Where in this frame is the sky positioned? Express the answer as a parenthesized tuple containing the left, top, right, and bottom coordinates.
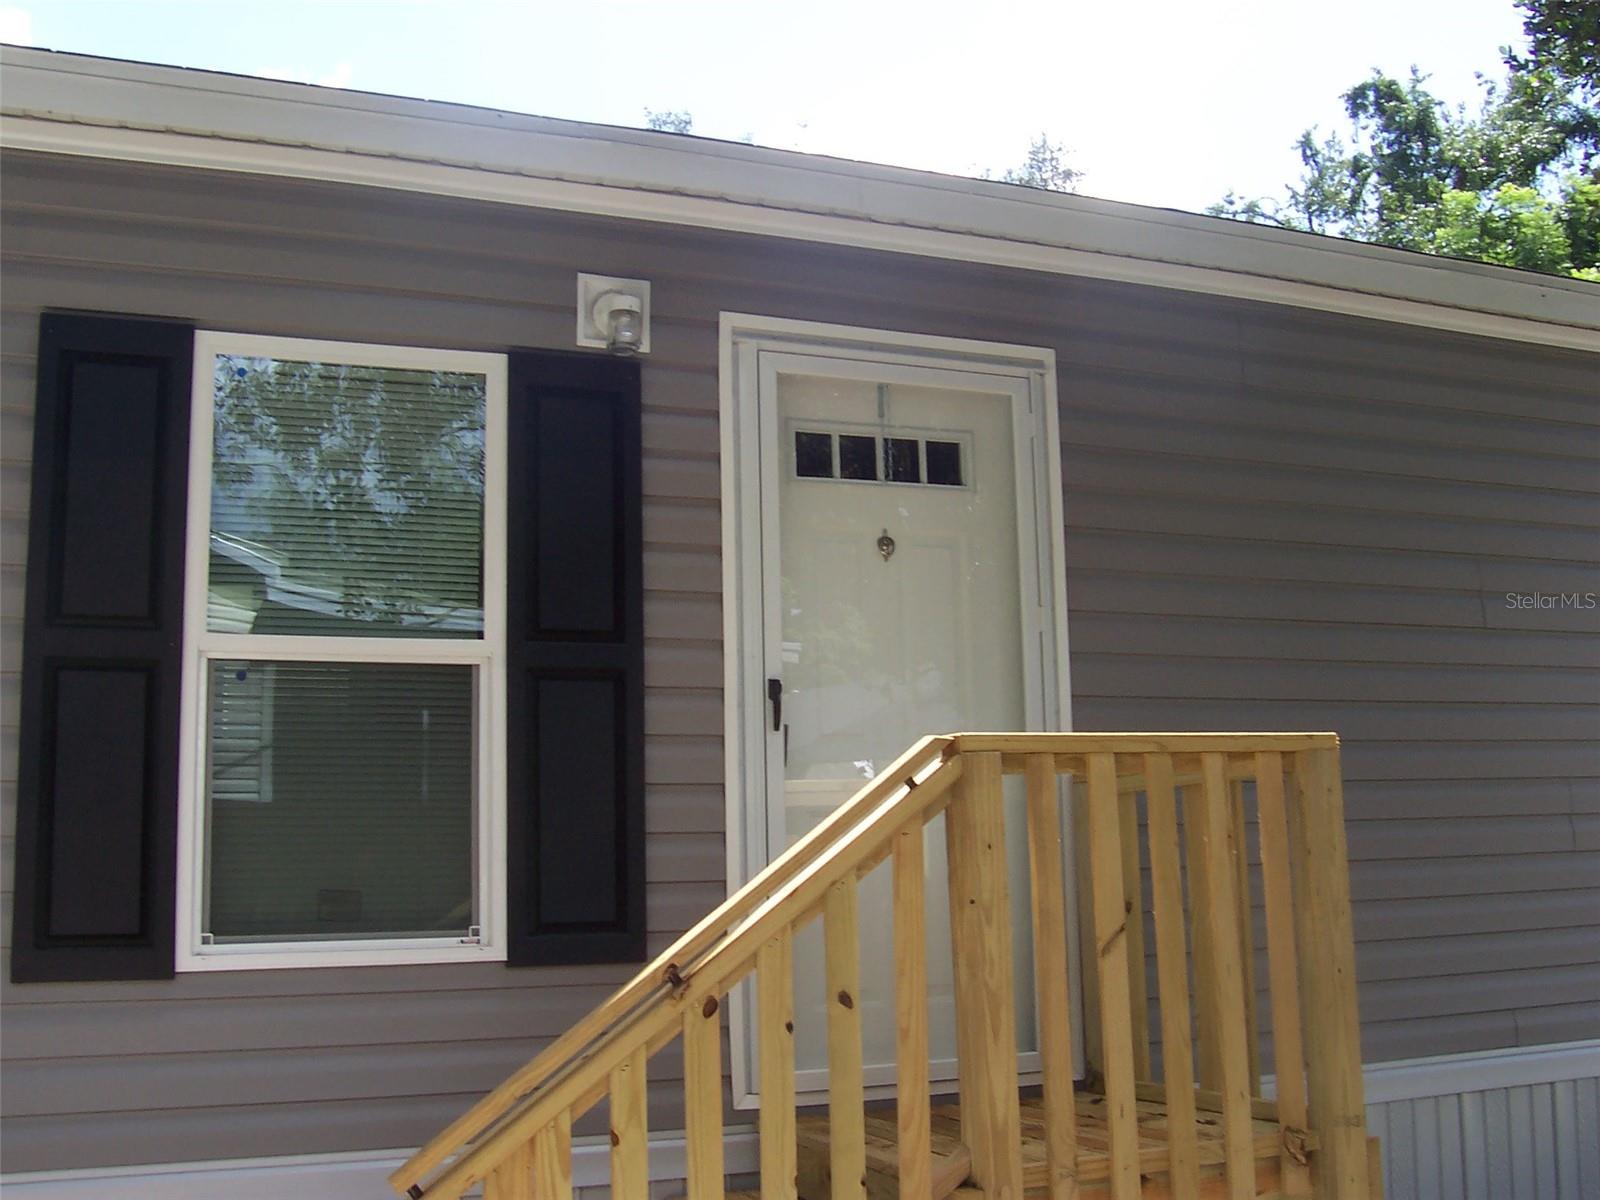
(0, 0, 1531, 216)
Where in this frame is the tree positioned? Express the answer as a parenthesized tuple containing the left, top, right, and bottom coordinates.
(993, 133, 1082, 193)
(644, 109, 693, 134)
(1513, 0, 1600, 94)
(1210, 11, 1600, 281)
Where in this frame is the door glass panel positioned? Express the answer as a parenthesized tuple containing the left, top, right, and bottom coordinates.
(774, 372, 1039, 1088)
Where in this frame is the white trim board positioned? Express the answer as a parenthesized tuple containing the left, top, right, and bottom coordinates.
(2, 48, 1596, 353)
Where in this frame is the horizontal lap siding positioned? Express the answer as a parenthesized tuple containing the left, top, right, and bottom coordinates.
(1, 149, 1596, 1172)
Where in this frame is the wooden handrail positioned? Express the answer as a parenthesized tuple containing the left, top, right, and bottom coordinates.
(390, 734, 953, 1195)
(396, 731, 1366, 1200)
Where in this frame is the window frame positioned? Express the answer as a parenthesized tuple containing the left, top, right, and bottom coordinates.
(175, 331, 509, 971)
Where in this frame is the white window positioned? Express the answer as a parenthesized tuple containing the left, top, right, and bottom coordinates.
(176, 333, 507, 970)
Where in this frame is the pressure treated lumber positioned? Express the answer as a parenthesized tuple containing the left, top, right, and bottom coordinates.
(893, 826, 933, 1200)
(945, 750, 1024, 1197)
(1143, 752, 1200, 1200)
(483, 1143, 532, 1200)
(390, 736, 951, 1194)
(530, 1110, 572, 1199)
(1085, 753, 1140, 1200)
(683, 997, 724, 1200)
(1198, 754, 1256, 1200)
(1291, 747, 1370, 1200)
(826, 877, 867, 1200)
(1117, 789, 1151, 1081)
(1254, 751, 1312, 1199)
(608, 1049, 649, 1200)
(1024, 752, 1080, 1200)
(758, 934, 798, 1200)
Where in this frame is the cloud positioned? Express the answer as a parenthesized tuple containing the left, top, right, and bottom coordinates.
(0, 5, 35, 45)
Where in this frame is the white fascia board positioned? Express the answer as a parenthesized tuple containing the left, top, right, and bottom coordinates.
(3, 46, 1598, 352)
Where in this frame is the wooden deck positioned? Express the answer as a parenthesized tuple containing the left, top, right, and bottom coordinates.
(794, 1092, 1286, 1200)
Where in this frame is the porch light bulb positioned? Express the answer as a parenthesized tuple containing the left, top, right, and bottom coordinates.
(592, 291, 644, 354)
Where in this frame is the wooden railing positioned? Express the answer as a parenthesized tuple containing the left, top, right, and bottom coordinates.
(391, 733, 1370, 1200)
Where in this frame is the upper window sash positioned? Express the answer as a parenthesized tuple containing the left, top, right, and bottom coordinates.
(176, 332, 508, 971)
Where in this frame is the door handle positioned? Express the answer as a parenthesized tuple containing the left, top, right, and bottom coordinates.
(767, 677, 783, 733)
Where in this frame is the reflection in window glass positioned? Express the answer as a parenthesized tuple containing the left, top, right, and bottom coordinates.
(208, 356, 486, 638)
(926, 440, 963, 486)
(839, 434, 877, 480)
(795, 431, 834, 478)
(205, 660, 474, 942)
(884, 437, 921, 483)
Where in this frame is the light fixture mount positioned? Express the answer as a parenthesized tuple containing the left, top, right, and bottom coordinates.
(576, 273, 651, 355)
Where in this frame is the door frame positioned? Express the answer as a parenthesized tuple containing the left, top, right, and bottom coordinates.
(718, 313, 1075, 1109)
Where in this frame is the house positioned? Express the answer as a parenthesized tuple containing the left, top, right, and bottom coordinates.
(1, 45, 1596, 1200)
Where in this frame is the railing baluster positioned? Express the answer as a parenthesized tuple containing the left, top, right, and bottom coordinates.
(1025, 753, 1080, 1199)
(1255, 751, 1313, 1199)
(1117, 786, 1152, 1082)
(609, 1049, 649, 1199)
(892, 826, 932, 1200)
(484, 1143, 533, 1200)
(1230, 778, 1261, 1090)
(1199, 753, 1256, 1200)
(945, 750, 1024, 1197)
(825, 877, 867, 1200)
(531, 1110, 573, 1199)
(1073, 778, 1103, 1085)
(1183, 783, 1222, 1092)
(1291, 747, 1371, 1199)
(1144, 752, 1201, 1200)
(1086, 752, 1141, 1200)
(758, 933, 798, 1200)
(684, 997, 724, 1200)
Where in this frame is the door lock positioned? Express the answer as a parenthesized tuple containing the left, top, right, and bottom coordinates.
(767, 677, 783, 732)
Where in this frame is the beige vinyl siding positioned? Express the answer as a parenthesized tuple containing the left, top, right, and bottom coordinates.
(1, 148, 1595, 1173)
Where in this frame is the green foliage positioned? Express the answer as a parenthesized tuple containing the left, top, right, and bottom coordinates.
(995, 133, 1082, 193)
(1512, 0, 1600, 94)
(1210, 12, 1600, 281)
(644, 109, 693, 134)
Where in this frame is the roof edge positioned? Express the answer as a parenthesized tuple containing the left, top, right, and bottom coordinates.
(2, 46, 1596, 353)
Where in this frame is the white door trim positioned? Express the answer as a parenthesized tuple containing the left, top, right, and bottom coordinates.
(718, 313, 1074, 1109)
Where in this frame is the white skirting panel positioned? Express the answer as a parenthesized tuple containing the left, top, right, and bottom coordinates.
(1364, 1042, 1600, 1200)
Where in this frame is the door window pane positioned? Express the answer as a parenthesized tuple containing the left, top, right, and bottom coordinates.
(838, 434, 877, 480)
(926, 440, 963, 486)
(794, 430, 834, 478)
(204, 660, 474, 942)
(884, 436, 921, 483)
(208, 356, 486, 637)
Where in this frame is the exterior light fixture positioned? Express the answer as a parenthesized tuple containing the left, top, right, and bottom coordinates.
(576, 273, 651, 355)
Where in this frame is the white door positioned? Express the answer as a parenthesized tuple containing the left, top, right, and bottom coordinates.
(752, 349, 1057, 1097)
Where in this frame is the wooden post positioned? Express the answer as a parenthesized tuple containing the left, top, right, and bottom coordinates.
(1291, 747, 1370, 1200)
(609, 1049, 649, 1200)
(1255, 752, 1313, 1199)
(1143, 753, 1200, 1200)
(684, 997, 725, 1200)
(530, 1109, 573, 1199)
(893, 825, 933, 1200)
(1086, 753, 1141, 1200)
(1118, 789, 1151, 1080)
(1072, 777, 1103, 1086)
(826, 877, 867, 1200)
(484, 1143, 534, 1200)
(1025, 753, 1080, 1200)
(1230, 779, 1260, 1091)
(1199, 753, 1257, 1200)
(1184, 786, 1222, 1093)
(945, 750, 1024, 1198)
(758, 933, 798, 1200)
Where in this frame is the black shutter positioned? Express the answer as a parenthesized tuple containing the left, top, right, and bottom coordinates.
(505, 351, 645, 965)
(11, 313, 194, 983)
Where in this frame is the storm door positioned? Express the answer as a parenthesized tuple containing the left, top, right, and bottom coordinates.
(732, 338, 1070, 1103)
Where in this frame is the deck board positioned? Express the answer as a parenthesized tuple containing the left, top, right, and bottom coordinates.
(795, 1092, 1284, 1199)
